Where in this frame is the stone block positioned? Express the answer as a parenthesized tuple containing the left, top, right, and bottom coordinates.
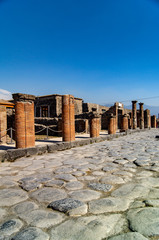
(0, 150, 8, 162)
(47, 144, 59, 153)
(79, 139, 91, 146)
(7, 149, 26, 162)
(25, 147, 38, 157)
(36, 145, 48, 155)
(70, 141, 80, 148)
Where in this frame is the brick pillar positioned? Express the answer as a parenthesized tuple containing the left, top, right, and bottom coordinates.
(108, 114, 116, 134)
(0, 106, 7, 144)
(90, 113, 100, 138)
(62, 95, 75, 142)
(132, 100, 137, 129)
(121, 114, 128, 132)
(139, 102, 144, 129)
(151, 115, 156, 128)
(144, 109, 151, 128)
(13, 93, 35, 149)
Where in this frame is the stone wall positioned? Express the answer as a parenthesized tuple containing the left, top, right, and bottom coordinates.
(83, 103, 109, 114)
(35, 94, 83, 117)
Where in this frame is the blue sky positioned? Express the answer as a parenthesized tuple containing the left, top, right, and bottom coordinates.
(0, 0, 159, 106)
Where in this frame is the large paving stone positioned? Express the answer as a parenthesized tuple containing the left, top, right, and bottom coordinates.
(12, 201, 39, 215)
(54, 174, 77, 182)
(19, 209, 65, 228)
(48, 198, 87, 216)
(88, 183, 113, 192)
(44, 180, 65, 187)
(69, 189, 101, 202)
(0, 189, 28, 207)
(50, 214, 127, 240)
(0, 219, 23, 237)
(139, 177, 159, 187)
(30, 187, 67, 204)
(89, 197, 131, 214)
(144, 199, 159, 207)
(65, 181, 83, 190)
(111, 183, 149, 200)
(127, 208, 159, 237)
(11, 227, 50, 240)
(108, 232, 149, 240)
(0, 208, 7, 221)
(100, 175, 125, 184)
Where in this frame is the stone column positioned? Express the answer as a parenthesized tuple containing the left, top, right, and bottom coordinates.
(144, 109, 151, 128)
(108, 114, 116, 134)
(85, 119, 89, 134)
(0, 105, 7, 144)
(114, 103, 118, 129)
(90, 113, 100, 138)
(13, 93, 35, 149)
(62, 95, 75, 142)
(151, 115, 156, 128)
(132, 101, 137, 129)
(121, 114, 128, 132)
(139, 103, 144, 129)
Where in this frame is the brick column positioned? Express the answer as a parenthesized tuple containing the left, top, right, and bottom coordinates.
(139, 102, 144, 129)
(13, 93, 35, 149)
(121, 114, 128, 132)
(0, 106, 7, 144)
(90, 113, 100, 138)
(108, 114, 116, 134)
(132, 100, 137, 129)
(62, 95, 75, 142)
(151, 115, 156, 128)
(144, 109, 151, 128)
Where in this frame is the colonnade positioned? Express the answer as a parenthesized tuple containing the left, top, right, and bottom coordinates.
(0, 93, 157, 149)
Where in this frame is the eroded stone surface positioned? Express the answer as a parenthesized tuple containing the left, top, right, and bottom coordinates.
(48, 198, 87, 216)
(69, 189, 101, 202)
(127, 208, 159, 237)
(0, 189, 28, 207)
(30, 187, 67, 204)
(19, 209, 65, 228)
(88, 183, 113, 192)
(111, 183, 149, 200)
(12, 227, 50, 240)
(89, 197, 132, 214)
(50, 214, 127, 240)
(12, 201, 39, 215)
(108, 232, 149, 240)
(0, 219, 23, 237)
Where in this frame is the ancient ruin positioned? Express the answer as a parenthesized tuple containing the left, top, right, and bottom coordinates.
(0, 91, 157, 150)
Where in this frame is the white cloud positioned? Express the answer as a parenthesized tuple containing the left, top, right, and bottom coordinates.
(0, 89, 12, 100)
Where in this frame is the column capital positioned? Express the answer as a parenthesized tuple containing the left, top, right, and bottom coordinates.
(139, 102, 144, 106)
(12, 93, 35, 103)
(132, 100, 137, 104)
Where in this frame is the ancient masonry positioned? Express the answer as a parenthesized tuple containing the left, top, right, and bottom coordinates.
(0, 92, 157, 148)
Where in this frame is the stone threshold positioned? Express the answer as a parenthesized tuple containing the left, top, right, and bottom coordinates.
(0, 129, 150, 162)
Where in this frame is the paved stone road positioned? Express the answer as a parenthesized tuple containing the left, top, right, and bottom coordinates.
(0, 129, 159, 240)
